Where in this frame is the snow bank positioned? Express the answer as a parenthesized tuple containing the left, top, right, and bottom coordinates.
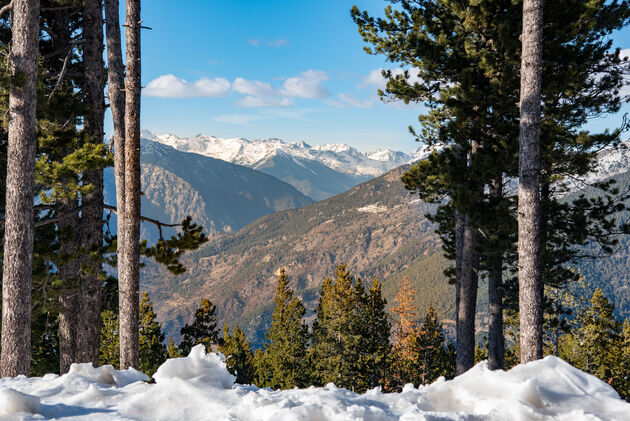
(0, 352, 627, 420)
(153, 344, 235, 388)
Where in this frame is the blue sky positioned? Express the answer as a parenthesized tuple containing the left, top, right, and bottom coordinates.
(116, 0, 630, 153)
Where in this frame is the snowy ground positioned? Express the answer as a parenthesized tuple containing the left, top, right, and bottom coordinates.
(0, 345, 628, 421)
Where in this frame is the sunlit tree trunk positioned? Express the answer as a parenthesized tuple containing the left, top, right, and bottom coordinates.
(1, 0, 40, 377)
(119, 0, 142, 369)
(518, 0, 544, 364)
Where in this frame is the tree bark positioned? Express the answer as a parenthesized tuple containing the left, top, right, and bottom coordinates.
(456, 215, 478, 375)
(518, 0, 544, 364)
(487, 177, 504, 370)
(1, 0, 40, 377)
(119, 0, 141, 370)
(105, 0, 126, 253)
(77, 0, 105, 366)
(58, 199, 80, 374)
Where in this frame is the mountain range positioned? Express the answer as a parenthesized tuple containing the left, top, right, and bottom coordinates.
(141, 130, 427, 200)
(103, 139, 313, 241)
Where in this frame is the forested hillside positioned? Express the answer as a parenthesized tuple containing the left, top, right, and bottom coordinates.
(142, 162, 630, 345)
(141, 165, 451, 344)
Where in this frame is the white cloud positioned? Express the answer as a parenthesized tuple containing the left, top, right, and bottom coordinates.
(232, 78, 277, 97)
(360, 68, 422, 90)
(338, 94, 372, 109)
(281, 70, 330, 99)
(143, 74, 230, 98)
(236, 96, 293, 108)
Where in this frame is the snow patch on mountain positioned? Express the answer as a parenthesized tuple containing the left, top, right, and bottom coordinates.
(142, 130, 428, 178)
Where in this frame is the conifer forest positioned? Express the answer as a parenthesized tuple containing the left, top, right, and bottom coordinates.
(0, 0, 630, 419)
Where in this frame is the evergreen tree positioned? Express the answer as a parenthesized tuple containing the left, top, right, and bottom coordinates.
(560, 289, 624, 394)
(99, 310, 120, 368)
(138, 293, 167, 376)
(179, 298, 220, 355)
(258, 268, 310, 389)
(311, 265, 390, 392)
(357, 278, 390, 390)
(166, 338, 182, 359)
(414, 306, 450, 384)
(219, 323, 255, 385)
(354, 0, 630, 371)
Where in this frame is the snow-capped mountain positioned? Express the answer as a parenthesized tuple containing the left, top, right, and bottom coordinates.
(141, 130, 427, 200)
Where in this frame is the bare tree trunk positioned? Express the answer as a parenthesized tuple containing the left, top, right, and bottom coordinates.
(119, 0, 141, 370)
(455, 142, 480, 376)
(456, 215, 478, 375)
(454, 209, 464, 339)
(487, 177, 504, 370)
(518, 0, 544, 364)
(105, 0, 126, 252)
(58, 199, 80, 374)
(77, 0, 105, 366)
(1, 0, 40, 378)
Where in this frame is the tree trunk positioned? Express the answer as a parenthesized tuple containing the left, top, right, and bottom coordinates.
(455, 140, 480, 375)
(1, 0, 40, 378)
(105, 0, 126, 253)
(105, 0, 125, 259)
(58, 199, 80, 374)
(119, 0, 141, 370)
(487, 177, 504, 371)
(518, 0, 544, 364)
(77, 0, 105, 366)
(456, 215, 478, 375)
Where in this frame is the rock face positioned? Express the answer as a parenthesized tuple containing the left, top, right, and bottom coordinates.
(140, 165, 453, 345)
(103, 139, 314, 241)
(142, 130, 427, 200)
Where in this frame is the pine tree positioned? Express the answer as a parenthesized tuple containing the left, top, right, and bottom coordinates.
(99, 310, 120, 368)
(219, 323, 255, 385)
(179, 298, 220, 355)
(311, 265, 390, 392)
(354, 0, 630, 373)
(415, 306, 450, 384)
(138, 293, 167, 376)
(166, 338, 182, 359)
(258, 268, 310, 389)
(311, 266, 357, 389)
(560, 289, 623, 392)
(357, 278, 390, 390)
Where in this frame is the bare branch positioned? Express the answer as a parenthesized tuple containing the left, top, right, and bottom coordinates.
(103, 204, 181, 240)
(0, 1, 13, 18)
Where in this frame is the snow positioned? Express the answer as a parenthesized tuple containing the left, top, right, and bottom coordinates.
(357, 204, 389, 213)
(141, 130, 420, 177)
(0, 346, 627, 421)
